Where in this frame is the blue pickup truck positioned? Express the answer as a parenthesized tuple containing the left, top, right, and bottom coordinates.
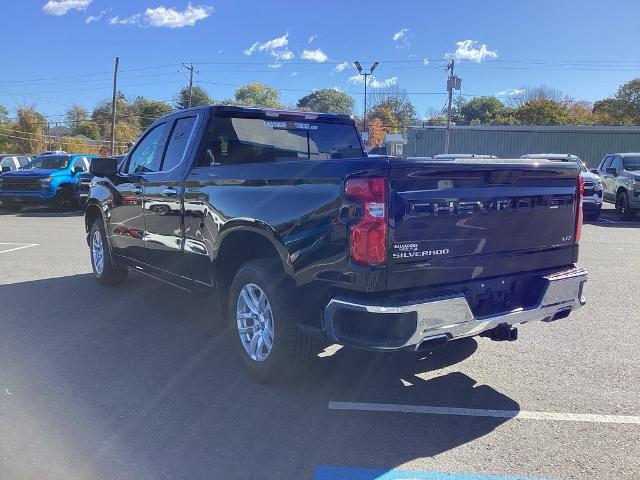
(0, 153, 98, 211)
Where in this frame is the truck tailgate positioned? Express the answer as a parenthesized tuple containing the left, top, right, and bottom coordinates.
(387, 159, 580, 290)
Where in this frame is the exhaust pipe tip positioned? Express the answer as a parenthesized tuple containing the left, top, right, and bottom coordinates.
(415, 334, 449, 352)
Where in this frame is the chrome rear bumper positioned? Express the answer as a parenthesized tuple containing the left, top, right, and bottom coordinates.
(323, 267, 587, 351)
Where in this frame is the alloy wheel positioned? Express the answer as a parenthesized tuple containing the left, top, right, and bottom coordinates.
(92, 230, 104, 275)
(236, 283, 274, 362)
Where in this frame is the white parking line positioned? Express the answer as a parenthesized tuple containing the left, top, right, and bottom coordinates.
(328, 401, 640, 425)
(596, 217, 617, 224)
(0, 243, 39, 254)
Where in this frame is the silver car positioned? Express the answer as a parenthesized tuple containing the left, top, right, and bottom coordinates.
(594, 153, 640, 220)
(521, 154, 603, 221)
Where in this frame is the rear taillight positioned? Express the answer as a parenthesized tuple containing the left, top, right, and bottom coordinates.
(575, 175, 584, 242)
(345, 177, 387, 265)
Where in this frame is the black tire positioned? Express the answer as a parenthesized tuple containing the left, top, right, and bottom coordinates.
(89, 220, 128, 286)
(228, 258, 312, 383)
(53, 186, 74, 212)
(615, 191, 635, 221)
(584, 210, 601, 222)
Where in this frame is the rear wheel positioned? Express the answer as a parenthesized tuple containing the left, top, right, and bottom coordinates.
(228, 258, 312, 382)
(615, 191, 635, 221)
(90, 220, 128, 286)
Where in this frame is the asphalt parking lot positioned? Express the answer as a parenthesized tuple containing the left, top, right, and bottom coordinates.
(1, 205, 639, 480)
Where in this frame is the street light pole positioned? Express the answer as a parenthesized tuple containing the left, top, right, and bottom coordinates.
(354, 61, 379, 141)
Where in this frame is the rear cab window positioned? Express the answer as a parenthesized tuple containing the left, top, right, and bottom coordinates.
(198, 113, 364, 167)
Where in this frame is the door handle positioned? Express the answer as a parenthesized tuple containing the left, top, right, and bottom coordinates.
(162, 187, 179, 197)
(132, 185, 144, 195)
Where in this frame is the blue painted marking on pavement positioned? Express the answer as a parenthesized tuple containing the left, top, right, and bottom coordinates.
(315, 466, 554, 480)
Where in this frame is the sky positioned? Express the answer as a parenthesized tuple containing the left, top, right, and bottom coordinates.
(2, 0, 640, 122)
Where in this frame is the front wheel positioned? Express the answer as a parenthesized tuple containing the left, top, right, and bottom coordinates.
(90, 220, 128, 286)
(53, 187, 74, 212)
(228, 258, 312, 382)
(615, 191, 636, 221)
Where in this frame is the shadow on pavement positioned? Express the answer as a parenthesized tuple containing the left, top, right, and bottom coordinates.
(0, 273, 519, 480)
(0, 206, 83, 217)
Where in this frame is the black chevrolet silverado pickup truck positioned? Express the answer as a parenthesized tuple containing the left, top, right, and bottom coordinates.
(85, 105, 587, 381)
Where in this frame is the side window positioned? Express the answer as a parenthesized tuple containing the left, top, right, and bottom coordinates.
(601, 156, 613, 171)
(611, 156, 622, 171)
(161, 116, 197, 172)
(72, 157, 89, 172)
(126, 122, 168, 174)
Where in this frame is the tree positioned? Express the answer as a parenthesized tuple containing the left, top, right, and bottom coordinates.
(12, 106, 46, 153)
(91, 97, 141, 143)
(367, 118, 386, 147)
(231, 83, 281, 108)
(509, 85, 564, 107)
(457, 96, 506, 124)
(76, 121, 101, 140)
(592, 98, 632, 125)
(562, 99, 594, 125)
(65, 105, 90, 132)
(133, 97, 173, 129)
(615, 78, 640, 122)
(175, 85, 214, 109)
(296, 89, 355, 115)
(369, 95, 417, 133)
(0, 104, 14, 152)
(515, 99, 569, 125)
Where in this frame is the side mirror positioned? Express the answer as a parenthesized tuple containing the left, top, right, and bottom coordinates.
(606, 167, 618, 176)
(72, 166, 84, 174)
(90, 157, 118, 177)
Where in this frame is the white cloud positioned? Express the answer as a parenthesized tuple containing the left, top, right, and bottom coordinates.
(85, 9, 106, 23)
(243, 32, 294, 61)
(446, 40, 497, 63)
(267, 63, 282, 69)
(244, 32, 289, 55)
(335, 61, 350, 72)
(145, 4, 212, 28)
(423, 58, 429, 65)
(308, 34, 317, 44)
(301, 48, 328, 63)
(290, 72, 300, 77)
(392, 28, 409, 42)
(496, 88, 525, 97)
(43, 0, 92, 16)
(273, 49, 294, 61)
(110, 14, 140, 25)
(348, 74, 398, 89)
(110, 4, 213, 28)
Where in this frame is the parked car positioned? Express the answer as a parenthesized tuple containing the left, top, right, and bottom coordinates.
(40, 150, 68, 156)
(85, 105, 587, 382)
(521, 154, 603, 221)
(0, 153, 98, 211)
(593, 153, 640, 220)
(0, 154, 31, 173)
(76, 155, 126, 209)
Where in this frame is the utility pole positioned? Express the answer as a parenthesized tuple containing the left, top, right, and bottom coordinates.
(444, 59, 461, 154)
(182, 63, 199, 108)
(354, 61, 379, 144)
(110, 56, 120, 156)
